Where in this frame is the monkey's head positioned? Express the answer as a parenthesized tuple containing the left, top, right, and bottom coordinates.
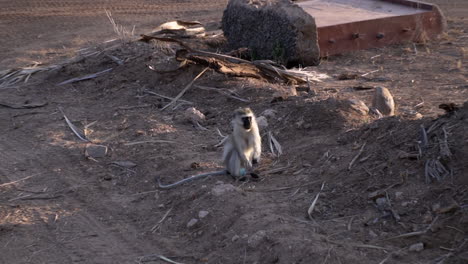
(234, 107, 255, 130)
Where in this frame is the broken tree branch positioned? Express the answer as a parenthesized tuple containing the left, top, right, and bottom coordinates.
(172, 47, 313, 84)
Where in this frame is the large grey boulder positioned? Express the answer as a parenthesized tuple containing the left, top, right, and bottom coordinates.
(222, 0, 320, 66)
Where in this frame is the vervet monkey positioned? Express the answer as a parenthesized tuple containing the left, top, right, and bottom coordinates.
(157, 107, 262, 189)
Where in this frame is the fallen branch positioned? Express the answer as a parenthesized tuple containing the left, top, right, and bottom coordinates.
(161, 67, 209, 110)
(176, 49, 308, 84)
(57, 68, 113, 86)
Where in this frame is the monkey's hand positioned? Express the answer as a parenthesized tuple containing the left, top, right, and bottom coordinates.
(242, 157, 253, 169)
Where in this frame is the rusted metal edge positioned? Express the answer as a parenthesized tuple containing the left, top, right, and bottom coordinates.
(316, 0, 446, 57)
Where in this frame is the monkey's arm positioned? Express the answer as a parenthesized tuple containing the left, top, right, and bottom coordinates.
(156, 170, 226, 189)
(253, 136, 262, 164)
(234, 137, 252, 169)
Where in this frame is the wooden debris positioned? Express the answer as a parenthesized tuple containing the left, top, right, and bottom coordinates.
(175, 49, 312, 84)
(57, 68, 113, 85)
(149, 20, 205, 37)
(0, 62, 52, 88)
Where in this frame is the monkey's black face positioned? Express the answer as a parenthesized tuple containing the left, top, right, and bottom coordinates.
(242, 116, 252, 130)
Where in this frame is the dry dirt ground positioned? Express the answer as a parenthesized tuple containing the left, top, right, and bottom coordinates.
(0, 1, 467, 264)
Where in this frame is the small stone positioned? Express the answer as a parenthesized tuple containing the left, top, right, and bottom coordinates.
(232, 235, 240, 242)
(85, 144, 108, 158)
(432, 203, 441, 212)
(369, 230, 378, 238)
(198, 210, 209, 219)
(368, 190, 385, 200)
(103, 174, 112, 181)
(184, 107, 206, 124)
(247, 230, 267, 249)
(347, 99, 369, 115)
(211, 184, 238, 196)
(372, 86, 395, 116)
(376, 197, 388, 207)
(409, 242, 424, 252)
(187, 218, 199, 229)
(422, 211, 433, 224)
(395, 191, 404, 201)
(256, 116, 268, 130)
(400, 108, 423, 120)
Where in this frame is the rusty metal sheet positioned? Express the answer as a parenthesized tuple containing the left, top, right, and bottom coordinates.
(297, 0, 446, 57)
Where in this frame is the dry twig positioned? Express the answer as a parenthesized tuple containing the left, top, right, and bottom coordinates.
(382, 216, 438, 241)
(151, 207, 173, 233)
(348, 142, 366, 170)
(138, 253, 184, 264)
(161, 67, 209, 110)
(58, 107, 89, 142)
(57, 68, 113, 86)
(0, 174, 37, 188)
(124, 140, 175, 146)
(308, 182, 325, 220)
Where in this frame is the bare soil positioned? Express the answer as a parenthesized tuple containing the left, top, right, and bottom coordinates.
(0, 1, 467, 264)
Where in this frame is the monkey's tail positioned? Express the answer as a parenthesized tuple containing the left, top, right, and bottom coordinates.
(156, 170, 227, 189)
